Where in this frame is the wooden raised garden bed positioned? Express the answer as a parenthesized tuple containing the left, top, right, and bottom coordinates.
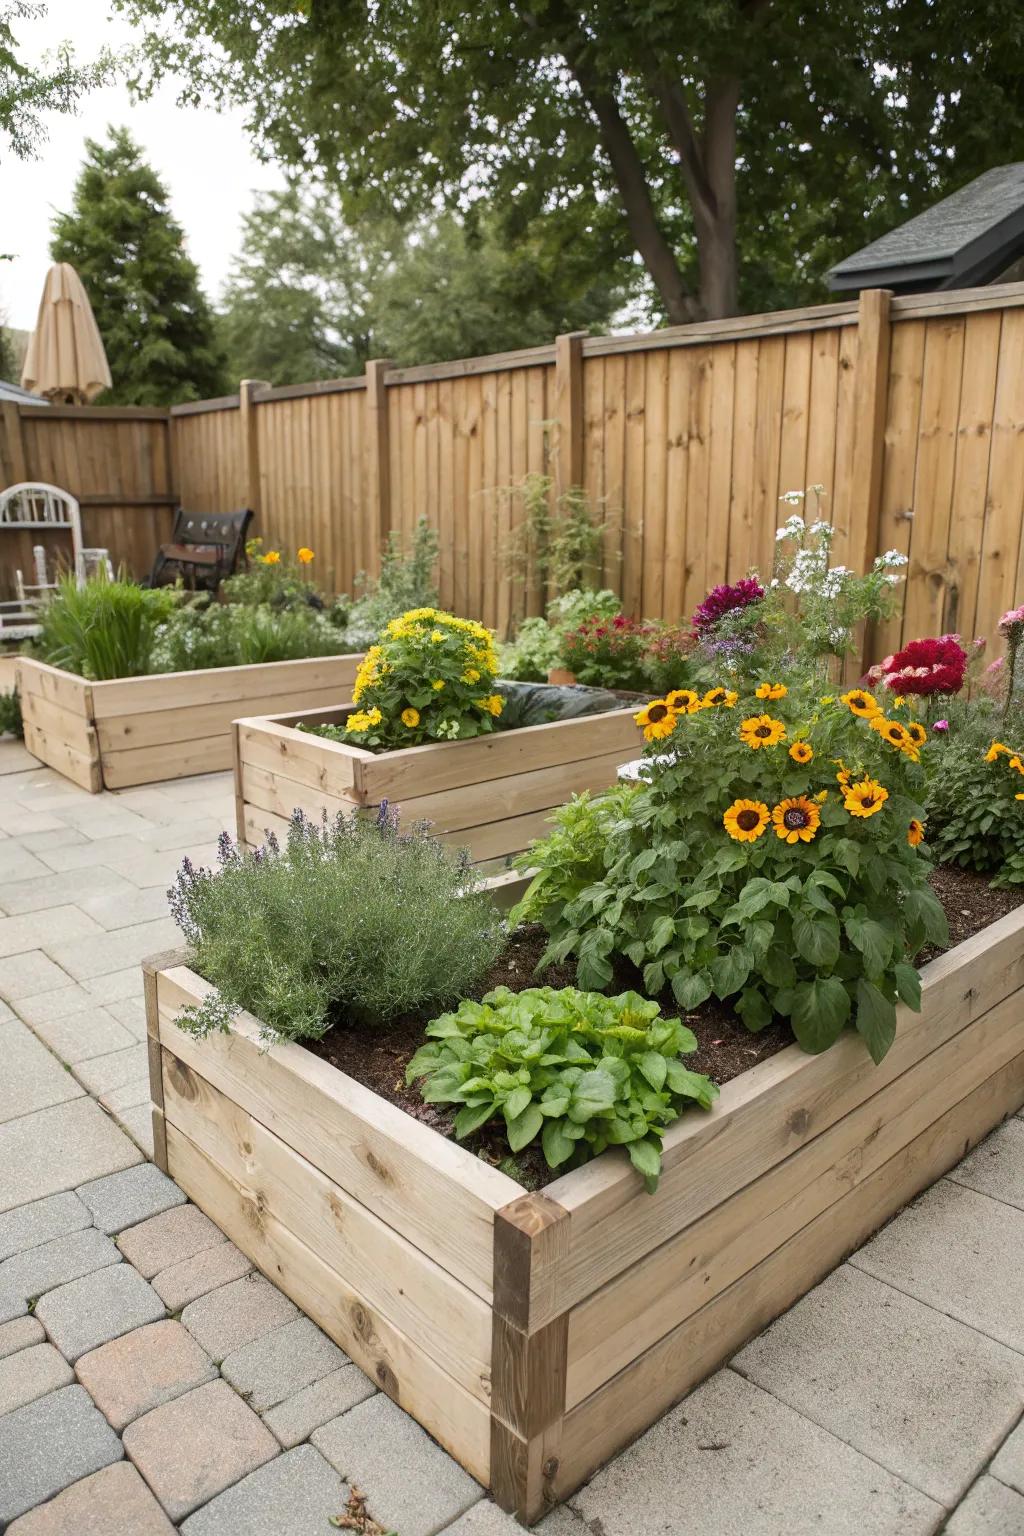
(145, 895, 1024, 1524)
(15, 654, 363, 793)
(233, 700, 640, 862)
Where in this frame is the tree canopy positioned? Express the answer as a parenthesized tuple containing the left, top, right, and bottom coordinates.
(218, 186, 628, 384)
(51, 126, 229, 404)
(1, 1, 112, 160)
(115, 0, 1024, 321)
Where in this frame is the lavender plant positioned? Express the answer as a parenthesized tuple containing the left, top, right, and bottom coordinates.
(168, 807, 504, 1044)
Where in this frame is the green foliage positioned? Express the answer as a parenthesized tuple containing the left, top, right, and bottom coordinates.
(502, 477, 613, 608)
(406, 985, 717, 1190)
(0, 687, 22, 736)
(1, 1, 113, 160)
(32, 570, 179, 680)
(169, 807, 504, 1045)
(499, 589, 620, 683)
(340, 518, 439, 650)
(527, 682, 946, 1063)
(511, 788, 637, 932)
(147, 598, 351, 672)
(926, 697, 1024, 887)
(643, 623, 699, 695)
(50, 126, 228, 404)
(560, 614, 652, 691)
(220, 540, 326, 611)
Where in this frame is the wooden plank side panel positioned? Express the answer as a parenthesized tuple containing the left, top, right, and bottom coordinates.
(156, 967, 522, 1299)
(22, 718, 102, 792)
(166, 1123, 491, 1483)
(95, 685, 356, 753)
(553, 1047, 1024, 1505)
(91, 654, 361, 717)
(565, 981, 1024, 1406)
(15, 658, 93, 717)
(161, 1052, 492, 1403)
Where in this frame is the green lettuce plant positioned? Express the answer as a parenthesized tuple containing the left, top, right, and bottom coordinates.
(406, 985, 717, 1190)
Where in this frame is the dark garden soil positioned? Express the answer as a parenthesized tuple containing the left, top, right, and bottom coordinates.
(305, 863, 1024, 1188)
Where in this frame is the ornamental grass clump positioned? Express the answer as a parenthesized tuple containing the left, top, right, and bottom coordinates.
(168, 806, 504, 1045)
(525, 678, 947, 1064)
(407, 985, 717, 1191)
(340, 607, 503, 748)
(33, 569, 180, 679)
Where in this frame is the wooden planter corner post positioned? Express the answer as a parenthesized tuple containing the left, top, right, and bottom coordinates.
(145, 898, 1024, 1523)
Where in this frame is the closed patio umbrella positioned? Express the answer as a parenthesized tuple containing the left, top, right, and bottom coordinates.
(21, 262, 112, 404)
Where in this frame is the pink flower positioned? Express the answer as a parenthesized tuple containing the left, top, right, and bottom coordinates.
(999, 605, 1024, 635)
(932, 719, 949, 732)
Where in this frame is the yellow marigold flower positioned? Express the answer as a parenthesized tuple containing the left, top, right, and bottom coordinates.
(401, 707, 420, 728)
(739, 714, 786, 750)
(477, 694, 504, 717)
(756, 681, 787, 701)
(985, 741, 1011, 763)
(665, 688, 702, 714)
(431, 679, 445, 691)
(297, 547, 314, 563)
(723, 799, 770, 843)
(702, 686, 738, 708)
(635, 700, 677, 742)
(462, 668, 481, 684)
(841, 688, 881, 719)
(771, 795, 821, 844)
(1010, 755, 1024, 775)
(906, 722, 927, 748)
(907, 818, 925, 847)
(789, 741, 814, 765)
(844, 778, 888, 818)
(431, 630, 445, 643)
(1017, 794, 1024, 802)
(261, 550, 281, 565)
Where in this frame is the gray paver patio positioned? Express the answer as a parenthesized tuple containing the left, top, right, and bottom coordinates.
(1, 744, 1023, 1534)
(0, 1019, 83, 1121)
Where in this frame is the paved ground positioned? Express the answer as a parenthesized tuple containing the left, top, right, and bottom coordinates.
(0, 736, 1023, 1535)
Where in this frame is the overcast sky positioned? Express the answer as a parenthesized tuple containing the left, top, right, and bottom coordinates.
(0, 0, 283, 330)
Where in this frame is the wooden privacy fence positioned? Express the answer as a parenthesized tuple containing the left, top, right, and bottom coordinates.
(3, 280, 1024, 659)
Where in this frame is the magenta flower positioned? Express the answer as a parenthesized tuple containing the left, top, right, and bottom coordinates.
(692, 578, 765, 634)
(932, 719, 949, 732)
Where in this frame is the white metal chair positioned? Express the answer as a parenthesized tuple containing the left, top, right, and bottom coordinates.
(0, 481, 111, 587)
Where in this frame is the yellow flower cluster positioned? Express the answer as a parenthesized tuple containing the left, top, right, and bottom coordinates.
(985, 740, 1024, 800)
(723, 794, 822, 845)
(633, 685, 737, 743)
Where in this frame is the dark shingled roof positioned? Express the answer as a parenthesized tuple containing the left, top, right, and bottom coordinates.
(829, 163, 1024, 293)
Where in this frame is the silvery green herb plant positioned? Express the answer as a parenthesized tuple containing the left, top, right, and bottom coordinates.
(406, 985, 718, 1191)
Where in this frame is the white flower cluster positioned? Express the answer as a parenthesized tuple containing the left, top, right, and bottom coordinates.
(820, 564, 851, 599)
(776, 513, 807, 542)
(779, 490, 806, 506)
(785, 547, 829, 594)
(876, 549, 909, 568)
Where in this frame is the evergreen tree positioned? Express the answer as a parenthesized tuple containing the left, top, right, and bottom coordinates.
(51, 127, 228, 404)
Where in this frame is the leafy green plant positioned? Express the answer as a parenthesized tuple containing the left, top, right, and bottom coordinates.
(168, 807, 503, 1045)
(511, 787, 638, 930)
(499, 589, 621, 682)
(0, 688, 23, 737)
(32, 570, 180, 680)
(642, 622, 698, 695)
(502, 474, 615, 607)
(559, 613, 652, 690)
(340, 517, 440, 647)
(926, 695, 1024, 887)
(148, 598, 352, 672)
(527, 679, 946, 1063)
(406, 985, 717, 1190)
(221, 539, 326, 610)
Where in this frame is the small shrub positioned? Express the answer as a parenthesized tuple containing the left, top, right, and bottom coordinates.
(33, 570, 180, 679)
(221, 539, 326, 611)
(499, 589, 621, 682)
(642, 622, 698, 694)
(501, 475, 613, 600)
(525, 679, 946, 1063)
(0, 688, 23, 737)
(340, 607, 503, 748)
(511, 788, 638, 931)
(168, 806, 504, 1044)
(406, 985, 717, 1190)
(148, 599, 351, 672)
(926, 695, 1024, 886)
(559, 614, 653, 690)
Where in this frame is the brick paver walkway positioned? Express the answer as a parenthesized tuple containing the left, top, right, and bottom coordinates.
(0, 737, 1022, 1534)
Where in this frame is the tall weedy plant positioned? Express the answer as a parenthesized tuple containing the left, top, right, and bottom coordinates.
(33, 570, 179, 680)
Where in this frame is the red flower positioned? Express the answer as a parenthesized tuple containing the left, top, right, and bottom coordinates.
(881, 634, 967, 696)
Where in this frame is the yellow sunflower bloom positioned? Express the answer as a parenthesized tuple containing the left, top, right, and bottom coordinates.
(984, 741, 1010, 763)
(635, 699, 678, 742)
(870, 716, 912, 750)
(844, 778, 889, 818)
(789, 741, 814, 765)
(906, 722, 927, 748)
(834, 759, 851, 790)
(771, 795, 821, 844)
(297, 547, 314, 563)
(815, 789, 829, 803)
(755, 681, 787, 701)
(723, 799, 770, 843)
(702, 686, 738, 708)
(907, 818, 925, 847)
(401, 707, 420, 728)
(1009, 756, 1024, 776)
(841, 688, 881, 719)
(739, 714, 787, 750)
(665, 688, 702, 714)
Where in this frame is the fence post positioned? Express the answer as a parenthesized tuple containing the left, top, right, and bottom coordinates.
(239, 379, 269, 521)
(554, 332, 586, 493)
(365, 358, 393, 568)
(850, 289, 893, 579)
(1, 402, 28, 484)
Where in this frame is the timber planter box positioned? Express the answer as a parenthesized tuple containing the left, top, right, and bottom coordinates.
(233, 699, 640, 862)
(145, 898, 1024, 1524)
(15, 654, 363, 792)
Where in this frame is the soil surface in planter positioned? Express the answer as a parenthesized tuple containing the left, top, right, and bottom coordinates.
(304, 863, 1024, 1188)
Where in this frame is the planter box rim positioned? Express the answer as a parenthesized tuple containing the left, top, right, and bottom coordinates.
(16, 652, 362, 691)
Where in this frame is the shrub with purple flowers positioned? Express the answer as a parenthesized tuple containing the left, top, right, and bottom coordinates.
(167, 805, 503, 1044)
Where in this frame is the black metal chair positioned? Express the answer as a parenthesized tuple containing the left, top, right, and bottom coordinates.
(148, 508, 254, 591)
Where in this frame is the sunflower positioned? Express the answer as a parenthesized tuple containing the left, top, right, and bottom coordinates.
(665, 688, 702, 714)
(635, 700, 678, 742)
(771, 795, 821, 844)
(702, 686, 738, 708)
(789, 741, 814, 765)
(755, 681, 788, 701)
(844, 778, 889, 818)
(1010, 756, 1024, 776)
(907, 818, 925, 846)
(906, 721, 927, 748)
(985, 741, 1010, 763)
(723, 799, 770, 843)
(739, 714, 786, 749)
(401, 707, 420, 728)
(870, 716, 912, 750)
(841, 688, 881, 719)
(834, 759, 852, 790)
